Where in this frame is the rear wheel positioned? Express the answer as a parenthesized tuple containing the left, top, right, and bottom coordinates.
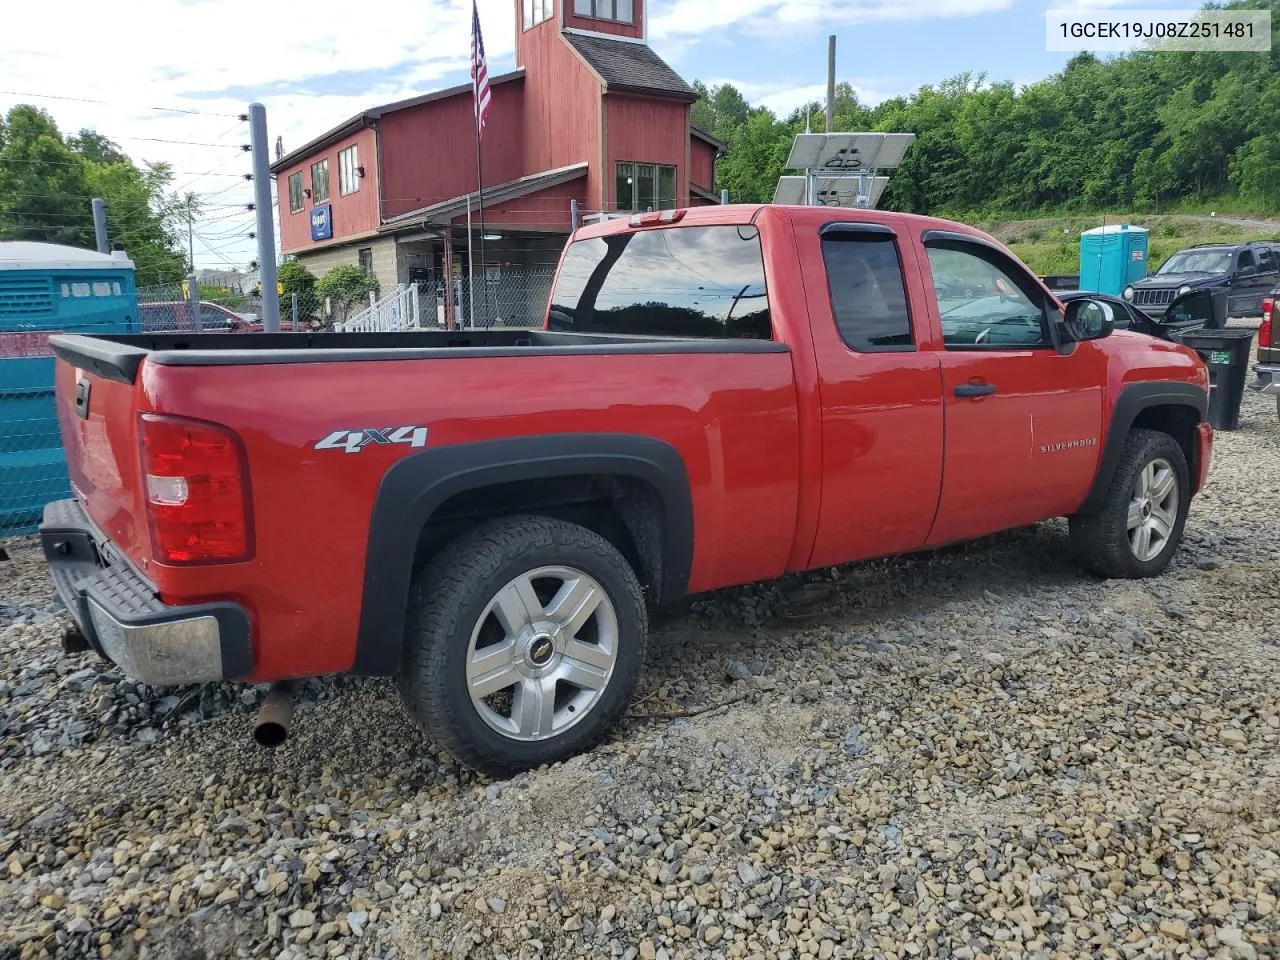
(397, 515, 647, 777)
(1069, 428, 1190, 579)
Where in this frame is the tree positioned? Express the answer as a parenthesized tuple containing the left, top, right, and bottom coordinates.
(316, 264, 378, 328)
(0, 105, 189, 279)
(683, 0, 1280, 217)
(278, 260, 317, 299)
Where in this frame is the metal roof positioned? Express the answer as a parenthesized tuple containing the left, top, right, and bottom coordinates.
(564, 33, 697, 100)
(0, 242, 134, 272)
(380, 162, 589, 230)
(269, 70, 526, 174)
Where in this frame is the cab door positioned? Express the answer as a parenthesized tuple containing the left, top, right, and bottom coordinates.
(795, 217, 946, 569)
(918, 233, 1107, 547)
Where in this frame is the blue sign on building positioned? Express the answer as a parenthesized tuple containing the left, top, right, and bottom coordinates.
(310, 203, 333, 241)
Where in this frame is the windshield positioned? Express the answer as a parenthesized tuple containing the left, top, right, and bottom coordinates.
(1157, 250, 1232, 276)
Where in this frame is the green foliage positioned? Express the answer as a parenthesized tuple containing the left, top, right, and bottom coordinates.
(992, 213, 1280, 274)
(316, 264, 379, 326)
(692, 0, 1280, 214)
(0, 105, 188, 281)
(278, 260, 317, 299)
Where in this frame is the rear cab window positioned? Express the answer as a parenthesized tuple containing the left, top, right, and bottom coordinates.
(548, 225, 772, 339)
(819, 224, 915, 352)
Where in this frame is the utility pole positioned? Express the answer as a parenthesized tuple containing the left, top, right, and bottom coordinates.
(249, 102, 281, 333)
(826, 35, 836, 133)
(91, 198, 108, 253)
(187, 205, 195, 273)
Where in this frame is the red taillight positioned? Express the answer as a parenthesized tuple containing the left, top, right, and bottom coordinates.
(139, 413, 253, 564)
(1261, 297, 1273, 347)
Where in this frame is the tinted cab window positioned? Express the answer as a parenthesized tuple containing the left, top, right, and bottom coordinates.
(821, 231, 914, 351)
(549, 225, 771, 339)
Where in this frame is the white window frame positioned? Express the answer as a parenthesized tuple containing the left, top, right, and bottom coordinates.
(311, 159, 330, 204)
(339, 145, 359, 196)
(616, 161, 677, 212)
(523, 0, 553, 28)
(575, 0, 632, 23)
(288, 172, 304, 213)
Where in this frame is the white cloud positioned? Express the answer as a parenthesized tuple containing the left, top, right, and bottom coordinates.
(0, 0, 517, 270)
(651, 0, 1019, 39)
(1, 0, 1034, 270)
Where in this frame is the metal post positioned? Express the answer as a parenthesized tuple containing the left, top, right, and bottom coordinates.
(467, 194, 476, 329)
(291, 293, 299, 332)
(721, 189, 729, 205)
(91, 199, 108, 253)
(858, 171, 869, 209)
(570, 199, 580, 232)
(186, 273, 202, 333)
(249, 103, 281, 333)
(826, 35, 836, 133)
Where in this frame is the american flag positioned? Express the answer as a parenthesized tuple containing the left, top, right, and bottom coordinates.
(470, 0, 492, 140)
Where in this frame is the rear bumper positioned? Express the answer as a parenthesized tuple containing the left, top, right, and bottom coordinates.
(39, 499, 252, 686)
(1251, 364, 1280, 395)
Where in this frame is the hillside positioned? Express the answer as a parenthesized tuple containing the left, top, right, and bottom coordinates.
(980, 214, 1280, 275)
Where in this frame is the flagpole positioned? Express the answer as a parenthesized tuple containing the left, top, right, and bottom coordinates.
(475, 116, 489, 327)
(466, 193, 475, 329)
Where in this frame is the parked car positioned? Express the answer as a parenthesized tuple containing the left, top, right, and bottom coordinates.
(1252, 283, 1279, 419)
(39, 205, 1213, 776)
(1124, 241, 1279, 321)
(137, 300, 257, 332)
(1057, 290, 1209, 341)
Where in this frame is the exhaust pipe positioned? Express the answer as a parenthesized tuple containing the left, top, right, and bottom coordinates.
(253, 682, 295, 748)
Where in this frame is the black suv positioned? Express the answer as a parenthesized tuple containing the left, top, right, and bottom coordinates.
(1124, 241, 1279, 322)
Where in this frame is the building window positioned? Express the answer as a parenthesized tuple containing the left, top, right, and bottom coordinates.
(358, 247, 373, 276)
(616, 162, 676, 212)
(288, 172, 304, 213)
(574, 0, 632, 23)
(523, 0, 553, 27)
(339, 145, 359, 196)
(311, 159, 330, 204)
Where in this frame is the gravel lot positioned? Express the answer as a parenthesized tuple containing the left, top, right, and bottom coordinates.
(2, 387, 1279, 960)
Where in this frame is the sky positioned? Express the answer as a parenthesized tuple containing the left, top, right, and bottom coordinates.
(0, 0, 1176, 273)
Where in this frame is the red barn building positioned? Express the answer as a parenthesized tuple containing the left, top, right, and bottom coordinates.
(269, 0, 726, 324)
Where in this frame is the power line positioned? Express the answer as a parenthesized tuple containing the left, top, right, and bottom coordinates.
(0, 90, 245, 119)
(113, 136, 246, 148)
(0, 157, 246, 177)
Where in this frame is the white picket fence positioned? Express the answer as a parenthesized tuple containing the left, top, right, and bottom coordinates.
(336, 283, 421, 333)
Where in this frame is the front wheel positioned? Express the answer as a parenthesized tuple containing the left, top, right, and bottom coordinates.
(1069, 428, 1191, 579)
(397, 515, 647, 777)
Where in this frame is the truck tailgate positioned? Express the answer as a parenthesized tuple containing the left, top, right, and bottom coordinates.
(53, 358, 150, 567)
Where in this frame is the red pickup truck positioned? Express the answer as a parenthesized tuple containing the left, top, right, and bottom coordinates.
(40, 205, 1212, 775)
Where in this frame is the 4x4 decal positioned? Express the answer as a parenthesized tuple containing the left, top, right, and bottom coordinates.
(315, 426, 428, 455)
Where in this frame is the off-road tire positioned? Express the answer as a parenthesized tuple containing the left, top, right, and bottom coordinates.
(397, 515, 647, 777)
(1069, 428, 1191, 579)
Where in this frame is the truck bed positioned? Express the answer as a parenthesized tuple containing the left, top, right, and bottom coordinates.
(49, 329, 786, 384)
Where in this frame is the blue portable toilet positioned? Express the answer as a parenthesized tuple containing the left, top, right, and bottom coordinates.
(0, 242, 139, 534)
(1079, 224, 1150, 296)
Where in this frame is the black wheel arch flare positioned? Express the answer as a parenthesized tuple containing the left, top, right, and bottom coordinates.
(1077, 381, 1209, 516)
(351, 433, 694, 676)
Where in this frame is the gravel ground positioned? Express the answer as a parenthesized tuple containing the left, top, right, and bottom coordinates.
(2, 387, 1279, 960)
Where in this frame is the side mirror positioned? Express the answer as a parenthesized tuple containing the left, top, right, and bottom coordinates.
(547, 308, 573, 331)
(1063, 298, 1116, 342)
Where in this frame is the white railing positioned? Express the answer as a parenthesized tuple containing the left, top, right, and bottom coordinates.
(337, 283, 421, 332)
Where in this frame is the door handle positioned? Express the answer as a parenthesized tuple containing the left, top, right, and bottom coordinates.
(954, 383, 997, 398)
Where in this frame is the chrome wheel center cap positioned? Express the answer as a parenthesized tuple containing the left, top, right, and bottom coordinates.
(528, 633, 556, 667)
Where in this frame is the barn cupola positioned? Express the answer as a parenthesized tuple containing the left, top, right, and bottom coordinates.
(564, 0, 645, 41)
